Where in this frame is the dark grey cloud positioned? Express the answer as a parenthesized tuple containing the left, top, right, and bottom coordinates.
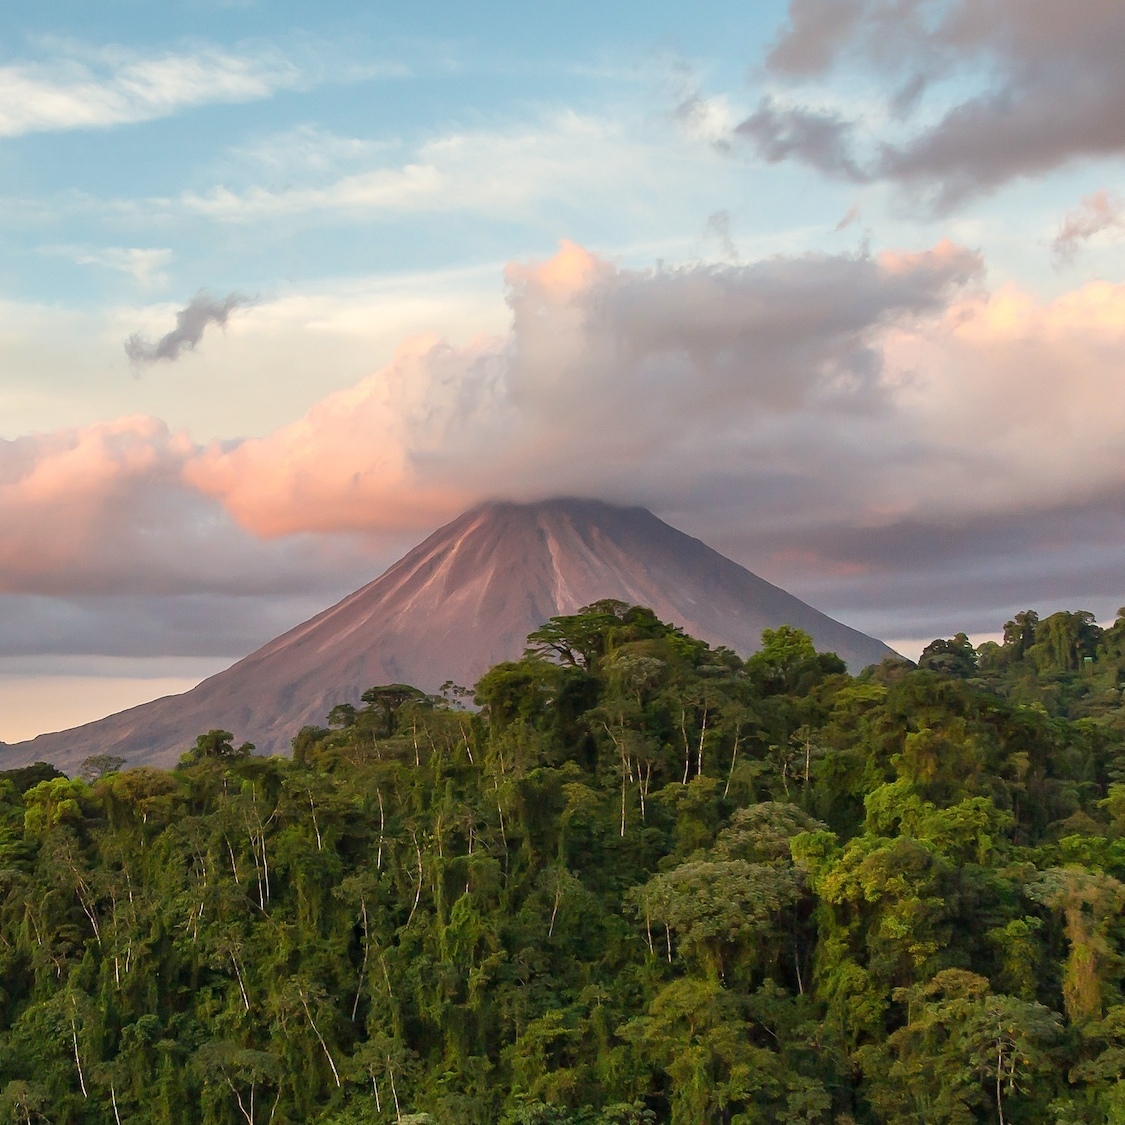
(691, 493, 1125, 643)
(0, 592, 337, 659)
(739, 0, 1125, 210)
(125, 291, 252, 365)
(735, 97, 865, 180)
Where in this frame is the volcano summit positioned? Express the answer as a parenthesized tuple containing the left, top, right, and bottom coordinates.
(3, 499, 895, 772)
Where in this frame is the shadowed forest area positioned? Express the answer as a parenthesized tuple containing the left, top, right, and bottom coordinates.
(3, 601, 1125, 1123)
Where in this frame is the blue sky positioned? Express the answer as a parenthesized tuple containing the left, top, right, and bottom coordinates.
(1, 2, 778, 304)
(3, 0, 1125, 741)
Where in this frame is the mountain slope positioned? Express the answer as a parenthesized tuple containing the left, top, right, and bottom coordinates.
(3, 499, 895, 772)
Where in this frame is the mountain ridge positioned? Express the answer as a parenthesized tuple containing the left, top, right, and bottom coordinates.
(2, 498, 896, 773)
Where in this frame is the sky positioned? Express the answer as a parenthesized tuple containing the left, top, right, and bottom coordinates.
(2, 0, 1125, 742)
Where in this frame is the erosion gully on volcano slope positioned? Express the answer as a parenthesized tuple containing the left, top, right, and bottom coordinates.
(1, 498, 895, 773)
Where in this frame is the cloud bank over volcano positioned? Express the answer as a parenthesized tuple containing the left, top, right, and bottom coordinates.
(4, 238, 1125, 665)
(185, 240, 983, 535)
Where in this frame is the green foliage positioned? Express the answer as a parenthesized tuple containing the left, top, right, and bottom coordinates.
(919, 633, 978, 678)
(1, 603, 1125, 1121)
(861, 969, 1061, 1123)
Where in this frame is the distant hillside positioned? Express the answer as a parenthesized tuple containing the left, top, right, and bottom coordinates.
(2, 498, 895, 772)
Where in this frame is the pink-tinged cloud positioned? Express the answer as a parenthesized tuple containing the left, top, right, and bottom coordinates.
(1053, 191, 1125, 265)
(184, 331, 507, 536)
(876, 277, 1125, 518)
(0, 416, 371, 600)
(0, 417, 195, 593)
(186, 239, 982, 537)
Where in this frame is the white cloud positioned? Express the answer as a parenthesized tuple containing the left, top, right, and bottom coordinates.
(74, 247, 174, 287)
(0, 44, 302, 136)
(225, 124, 395, 177)
(181, 111, 670, 222)
(0, 265, 509, 443)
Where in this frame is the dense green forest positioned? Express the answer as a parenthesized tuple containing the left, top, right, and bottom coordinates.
(3, 601, 1125, 1123)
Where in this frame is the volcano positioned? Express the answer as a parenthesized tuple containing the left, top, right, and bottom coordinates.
(3, 499, 895, 773)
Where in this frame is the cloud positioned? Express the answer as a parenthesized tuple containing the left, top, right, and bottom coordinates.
(179, 112, 665, 223)
(704, 211, 738, 261)
(185, 239, 983, 536)
(0, 595, 320, 660)
(1053, 190, 1125, 265)
(735, 97, 865, 180)
(182, 241, 1125, 643)
(730, 492, 1125, 643)
(8, 241, 1125, 662)
(0, 413, 386, 620)
(673, 91, 739, 150)
(225, 124, 394, 178)
(0, 44, 302, 136)
(740, 0, 1125, 209)
(75, 247, 174, 287)
(0, 416, 205, 594)
(0, 413, 404, 665)
(125, 292, 253, 364)
(0, 270, 511, 446)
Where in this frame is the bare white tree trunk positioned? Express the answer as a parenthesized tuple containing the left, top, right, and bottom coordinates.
(71, 1016, 88, 1098)
(300, 991, 341, 1088)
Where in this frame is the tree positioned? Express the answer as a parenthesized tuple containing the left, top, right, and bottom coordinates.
(747, 627, 842, 694)
(1028, 867, 1125, 1023)
(78, 754, 126, 784)
(864, 970, 1060, 1125)
(1, 603, 1124, 1121)
(194, 1041, 282, 1124)
(1026, 611, 1101, 674)
(620, 978, 781, 1124)
(525, 602, 633, 670)
(360, 684, 433, 738)
(0, 1080, 52, 1124)
(1002, 611, 1039, 661)
(918, 634, 977, 678)
(184, 729, 253, 764)
(0, 762, 64, 795)
(631, 859, 800, 981)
